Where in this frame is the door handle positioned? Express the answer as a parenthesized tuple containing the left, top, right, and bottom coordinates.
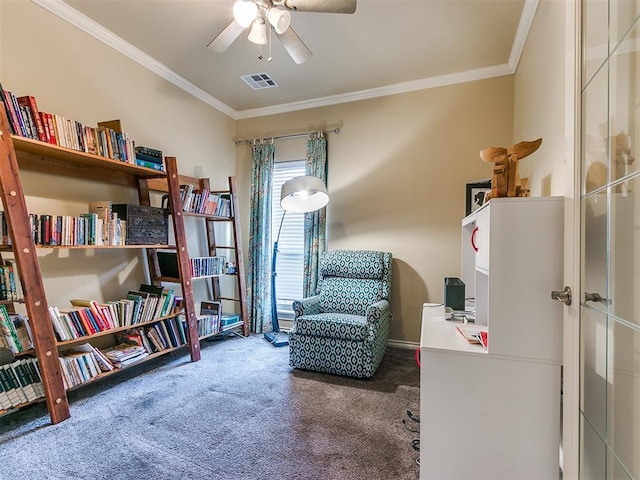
(584, 292, 612, 305)
(551, 286, 572, 306)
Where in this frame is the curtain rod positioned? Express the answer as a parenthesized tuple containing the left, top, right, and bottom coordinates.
(234, 127, 340, 145)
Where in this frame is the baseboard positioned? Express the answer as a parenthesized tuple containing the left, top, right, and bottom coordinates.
(387, 339, 419, 350)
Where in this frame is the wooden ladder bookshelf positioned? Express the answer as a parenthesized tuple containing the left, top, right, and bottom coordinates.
(147, 175, 249, 338)
(206, 177, 248, 337)
(0, 109, 199, 424)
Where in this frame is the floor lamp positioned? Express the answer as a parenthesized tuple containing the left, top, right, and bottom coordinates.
(264, 175, 329, 347)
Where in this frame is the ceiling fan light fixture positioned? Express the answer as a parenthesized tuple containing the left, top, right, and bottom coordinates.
(267, 6, 291, 34)
(233, 0, 258, 28)
(248, 18, 268, 45)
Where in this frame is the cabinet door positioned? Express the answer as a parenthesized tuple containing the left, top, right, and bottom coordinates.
(475, 205, 490, 272)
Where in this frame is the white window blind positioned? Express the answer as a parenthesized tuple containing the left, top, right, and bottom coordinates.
(272, 160, 305, 317)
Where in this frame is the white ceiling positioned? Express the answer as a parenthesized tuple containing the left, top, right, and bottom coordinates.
(36, 0, 535, 119)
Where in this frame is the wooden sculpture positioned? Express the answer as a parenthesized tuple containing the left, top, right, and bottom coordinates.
(480, 138, 542, 199)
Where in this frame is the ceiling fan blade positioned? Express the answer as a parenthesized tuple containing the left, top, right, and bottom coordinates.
(277, 27, 313, 64)
(207, 21, 246, 52)
(282, 0, 356, 14)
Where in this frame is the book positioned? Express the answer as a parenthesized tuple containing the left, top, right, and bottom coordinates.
(0, 83, 17, 135)
(88, 201, 112, 245)
(455, 323, 487, 345)
(135, 158, 165, 171)
(134, 151, 164, 164)
(135, 145, 163, 158)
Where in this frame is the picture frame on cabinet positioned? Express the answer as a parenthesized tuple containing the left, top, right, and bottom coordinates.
(465, 179, 491, 216)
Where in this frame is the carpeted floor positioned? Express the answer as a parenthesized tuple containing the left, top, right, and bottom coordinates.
(0, 334, 420, 480)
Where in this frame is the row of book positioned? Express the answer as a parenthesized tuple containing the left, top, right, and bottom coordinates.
(0, 210, 126, 247)
(48, 286, 177, 342)
(190, 256, 226, 277)
(0, 306, 32, 354)
(120, 316, 188, 355)
(57, 314, 189, 390)
(180, 185, 232, 217)
(0, 84, 165, 171)
(0, 357, 45, 410)
(2, 316, 193, 403)
(25, 212, 126, 247)
(58, 343, 112, 389)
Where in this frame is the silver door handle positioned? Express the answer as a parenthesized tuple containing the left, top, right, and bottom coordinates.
(585, 292, 612, 305)
(551, 286, 572, 306)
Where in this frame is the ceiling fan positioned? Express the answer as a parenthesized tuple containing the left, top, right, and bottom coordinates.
(207, 0, 357, 64)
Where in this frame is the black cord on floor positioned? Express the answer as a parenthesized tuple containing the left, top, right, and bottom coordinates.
(406, 409, 420, 423)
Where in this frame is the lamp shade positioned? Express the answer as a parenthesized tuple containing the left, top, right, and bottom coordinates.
(248, 18, 268, 45)
(233, 0, 258, 28)
(280, 175, 329, 213)
(267, 6, 291, 34)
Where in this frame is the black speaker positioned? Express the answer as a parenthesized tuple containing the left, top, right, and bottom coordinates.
(444, 277, 465, 311)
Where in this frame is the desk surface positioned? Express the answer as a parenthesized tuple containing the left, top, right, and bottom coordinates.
(420, 304, 487, 355)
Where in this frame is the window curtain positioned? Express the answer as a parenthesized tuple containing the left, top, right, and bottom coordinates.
(247, 141, 274, 333)
(303, 134, 328, 297)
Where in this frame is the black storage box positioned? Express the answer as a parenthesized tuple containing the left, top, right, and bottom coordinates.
(444, 277, 465, 311)
(111, 204, 169, 245)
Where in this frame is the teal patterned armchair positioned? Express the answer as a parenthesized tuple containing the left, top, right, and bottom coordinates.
(289, 250, 392, 378)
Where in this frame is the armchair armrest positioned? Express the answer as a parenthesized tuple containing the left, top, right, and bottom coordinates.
(293, 295, 321, 318)
(366, 300, 391, 323)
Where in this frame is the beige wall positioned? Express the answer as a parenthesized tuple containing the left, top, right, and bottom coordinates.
(0, 1, 566, 345)
(0, 1, 236, 308)
(237, 77, 514, 344)
(514, 0, 567, 196)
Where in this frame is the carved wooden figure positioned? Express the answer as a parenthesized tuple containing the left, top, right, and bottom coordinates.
(480, 138, 542, 199)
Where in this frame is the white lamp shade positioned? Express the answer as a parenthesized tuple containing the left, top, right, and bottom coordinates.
(233, 0, 258, 28)
(248, 19, 268, 45)
(267, 6, 291, 34)
(280, 175, 329, 213)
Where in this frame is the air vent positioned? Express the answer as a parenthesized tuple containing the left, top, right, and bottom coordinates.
(241, 72, 279, 90)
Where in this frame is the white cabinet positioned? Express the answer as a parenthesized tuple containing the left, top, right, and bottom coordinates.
(420, 196, 564, 479)
(463, 196, 564, 363)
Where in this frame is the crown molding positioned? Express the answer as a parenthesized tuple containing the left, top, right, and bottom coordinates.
(32, 0, 537, 121)
(509, 0, 540, 71)
(234, 63, 515, 119)
(31, 0, 236, 118)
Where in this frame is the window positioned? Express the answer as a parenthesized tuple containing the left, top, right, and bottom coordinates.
(272, 160, 305, 320)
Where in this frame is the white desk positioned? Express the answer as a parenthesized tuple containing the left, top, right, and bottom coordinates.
(419, 306, 561, 479)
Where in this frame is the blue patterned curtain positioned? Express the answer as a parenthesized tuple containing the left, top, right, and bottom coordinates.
(303, 134, 328, 297)
(247, 141, 274, 333)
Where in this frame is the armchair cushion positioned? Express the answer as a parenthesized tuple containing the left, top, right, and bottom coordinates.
(320, 278, 383, 315)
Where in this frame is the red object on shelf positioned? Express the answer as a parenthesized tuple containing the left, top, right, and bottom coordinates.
(471, 226, 479, 252)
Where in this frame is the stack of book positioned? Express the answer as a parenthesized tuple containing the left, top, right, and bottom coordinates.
(134, 146, 164, 171)
(102, 343, 148, 368)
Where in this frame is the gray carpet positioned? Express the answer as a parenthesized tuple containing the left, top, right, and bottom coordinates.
(0, 334, 420, 480)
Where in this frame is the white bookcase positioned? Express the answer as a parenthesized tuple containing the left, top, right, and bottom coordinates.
(420, 196, 564, 479)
